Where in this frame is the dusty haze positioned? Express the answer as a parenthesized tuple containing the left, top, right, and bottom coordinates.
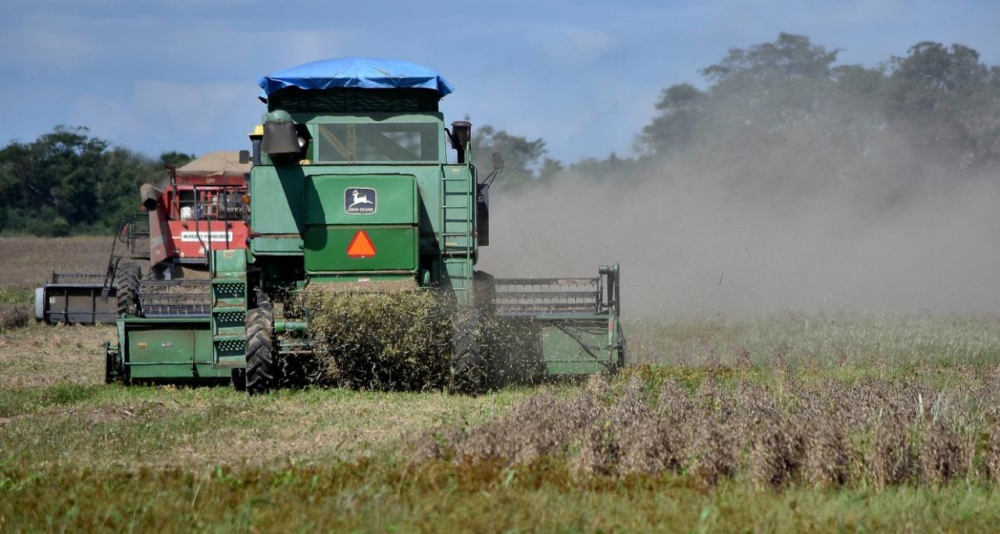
(479, 138, 1000, 318)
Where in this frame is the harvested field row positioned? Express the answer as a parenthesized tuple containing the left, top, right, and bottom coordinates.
(0, 236, 118, 289)
(415, 367, 1000, 489)
(0, 323, 111, 388)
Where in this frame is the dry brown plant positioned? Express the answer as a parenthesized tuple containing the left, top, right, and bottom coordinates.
(413, 364, 1000, 491)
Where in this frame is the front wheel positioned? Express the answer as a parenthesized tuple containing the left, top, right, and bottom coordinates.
(231, 369, 247, 392)
(615, 324, 628, 373)
(450, 307, 488, 395)
(114, 263, 141, 317)
(245, 307, 276, 395)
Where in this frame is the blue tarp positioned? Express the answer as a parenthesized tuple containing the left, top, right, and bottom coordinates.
(258, 57, 454, 97)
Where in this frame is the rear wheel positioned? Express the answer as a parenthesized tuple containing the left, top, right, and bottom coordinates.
(114, 263, 141, 317)
(615, 324, 628, 373)
(245, 307, 276, 395)
(231, 369, 247, 391)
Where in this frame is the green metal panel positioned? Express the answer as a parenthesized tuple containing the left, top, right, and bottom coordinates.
(251, 236, 303, 254)
(122, 319, 229, 380)
(303, 226, 417, 272)
(538, 321, 617, 375)
(305, 174, 416, 225)
(250, 164, 452, 257)
(213, 249, 248, 275)
(250, 166, 306, 235)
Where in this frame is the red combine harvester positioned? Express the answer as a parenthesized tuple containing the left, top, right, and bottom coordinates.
(34, 152, 251, 324)
(139, 152, 251, 281)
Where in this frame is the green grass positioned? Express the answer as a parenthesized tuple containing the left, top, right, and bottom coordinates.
(630, 312, 1000, 371)
(0, 288, 30, 332)
(1, 458, 997, 532)
(0, 287, 31, 306)
(2, 314, 1000, 531)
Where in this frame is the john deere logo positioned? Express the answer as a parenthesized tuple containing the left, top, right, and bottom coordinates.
(345, 188, 376, 214)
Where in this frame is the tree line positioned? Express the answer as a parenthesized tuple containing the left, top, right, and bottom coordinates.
(4, 33, 999, 235)
(0, 126, 193, 235)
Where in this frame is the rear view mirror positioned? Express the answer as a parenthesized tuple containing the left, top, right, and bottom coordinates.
(491, 152, 504, 172)
(238, 150, 250, 164)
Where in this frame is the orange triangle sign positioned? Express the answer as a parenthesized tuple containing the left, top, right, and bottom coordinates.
(347, 230, 376, 258)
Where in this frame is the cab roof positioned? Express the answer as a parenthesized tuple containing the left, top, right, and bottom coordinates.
(258, 57, 454, 98)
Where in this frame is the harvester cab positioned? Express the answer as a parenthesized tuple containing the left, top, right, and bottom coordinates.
(105, 57, 625, 391)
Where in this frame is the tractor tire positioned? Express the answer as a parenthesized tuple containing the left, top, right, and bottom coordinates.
(450, 307, 488, 395)
(231, 369, 247, 392)
(245, 307, 276, 395)
(115, 263, 141, 317)
(616, 324, 628, 373)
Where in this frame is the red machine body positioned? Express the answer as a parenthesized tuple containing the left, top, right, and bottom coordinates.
(142, 152, 251, 278)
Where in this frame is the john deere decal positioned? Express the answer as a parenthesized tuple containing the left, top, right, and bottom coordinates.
(345, 187, 377, 214)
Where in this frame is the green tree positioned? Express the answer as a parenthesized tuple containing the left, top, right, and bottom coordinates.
(159, 150, 196, 169)
(638, 34, 846, 158)
(632, 33, 1000, 205)
(538, 157, 564, 181)
(471, 125, 548, 189)
(0, 126, 166, 235)
(701, 32, 841, 89)
(638, 83, 707, 154)
(885, 42, 1000, 167)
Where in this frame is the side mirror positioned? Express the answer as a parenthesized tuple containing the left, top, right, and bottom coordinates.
(238, 150, 250, 164)
(481, 152, 504, 187)
(261, 120, 301, 155)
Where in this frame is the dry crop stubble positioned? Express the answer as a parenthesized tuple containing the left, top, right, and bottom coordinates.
(414, 365, 1000, 489)
(0, 236, 117, 289)
(0, 323, 111, 388)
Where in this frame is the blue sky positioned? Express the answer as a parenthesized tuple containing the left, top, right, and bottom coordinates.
(1, 0, 998, 163)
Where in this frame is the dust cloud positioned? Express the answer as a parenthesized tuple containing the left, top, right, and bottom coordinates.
(479, 142, 1000, 318)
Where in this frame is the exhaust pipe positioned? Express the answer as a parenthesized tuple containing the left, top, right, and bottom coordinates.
(450, 121, 471, 164)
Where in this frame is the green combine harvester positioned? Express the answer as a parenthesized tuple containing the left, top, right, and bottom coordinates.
(105, 57, 625, 393)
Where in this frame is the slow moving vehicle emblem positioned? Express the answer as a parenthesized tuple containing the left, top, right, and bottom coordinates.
(345, 187, 376, 214)
(347, 230, 377, 258)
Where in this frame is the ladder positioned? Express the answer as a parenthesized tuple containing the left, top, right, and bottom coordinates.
(440, 168, 475, 301)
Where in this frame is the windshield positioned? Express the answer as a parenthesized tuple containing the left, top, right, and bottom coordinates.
(173, 187, 244, 221)
(315, 122, 439, 163)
